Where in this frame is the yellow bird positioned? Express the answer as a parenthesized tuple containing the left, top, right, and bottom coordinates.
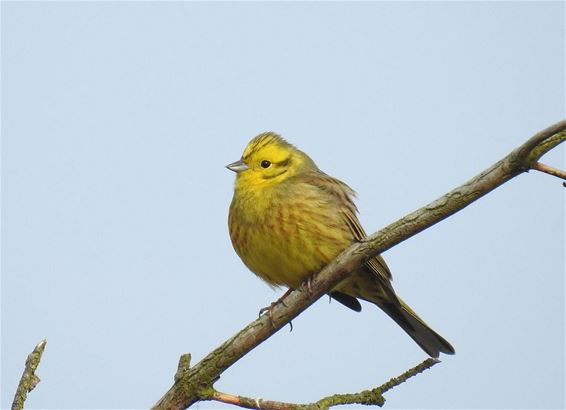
(227, 132, 454, 358)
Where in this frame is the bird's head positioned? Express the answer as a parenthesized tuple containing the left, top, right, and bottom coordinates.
(226, 132, 317, 188)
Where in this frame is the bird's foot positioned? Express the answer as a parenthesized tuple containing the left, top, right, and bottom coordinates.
(302, 275, 315, 297)
(258, 288, 294, 329)
(258, 302, 277, 327)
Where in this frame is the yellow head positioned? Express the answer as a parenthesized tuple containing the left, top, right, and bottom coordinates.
(226, 132, 318, 188)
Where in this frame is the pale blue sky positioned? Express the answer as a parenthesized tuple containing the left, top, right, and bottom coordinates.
(1, 2, 564, 409)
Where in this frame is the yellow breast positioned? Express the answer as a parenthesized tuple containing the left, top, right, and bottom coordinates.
(228, 181, 352, 289)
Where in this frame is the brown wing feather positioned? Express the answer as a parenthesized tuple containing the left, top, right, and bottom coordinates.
(294, 172, 454, 357)
(299, 171, 397, 300)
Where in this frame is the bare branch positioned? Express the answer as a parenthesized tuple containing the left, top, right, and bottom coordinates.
(152, 120, 566, 410)
(208, 390, 301, 410)
(204, 358, 438, 410)
(532, 162, 566, 181)
(11, 340, 47, 410)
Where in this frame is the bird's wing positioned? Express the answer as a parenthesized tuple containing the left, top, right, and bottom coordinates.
(298, 171, 394, 285)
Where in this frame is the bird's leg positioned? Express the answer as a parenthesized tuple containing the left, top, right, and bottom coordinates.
(302, 275, 315, 297)
(259, 288, 294, 328)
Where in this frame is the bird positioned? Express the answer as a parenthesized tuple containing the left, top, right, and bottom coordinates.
(226, 132, 454, 358)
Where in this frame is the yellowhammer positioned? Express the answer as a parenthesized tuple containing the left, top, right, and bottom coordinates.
(227, 132, 454, 358)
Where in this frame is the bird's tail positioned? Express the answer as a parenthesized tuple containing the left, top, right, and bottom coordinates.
(378, 298, 455, 358)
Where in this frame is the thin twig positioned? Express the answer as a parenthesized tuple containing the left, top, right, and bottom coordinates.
(532, 162, 566, 180)
(314, 357, 438, 409)
(152, 120, 566, 410)
(11, 340, 47, 410)
(205, 358, 438, 410)
(377, 357, 439, 394)
(209, 391, 299, 410)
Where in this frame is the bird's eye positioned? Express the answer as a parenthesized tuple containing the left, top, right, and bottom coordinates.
(260, 160, 271, 169)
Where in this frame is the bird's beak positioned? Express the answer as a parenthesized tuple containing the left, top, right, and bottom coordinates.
(226, 160, 249, 173)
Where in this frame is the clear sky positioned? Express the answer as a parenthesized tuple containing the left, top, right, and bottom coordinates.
(1, 2, 564, 409)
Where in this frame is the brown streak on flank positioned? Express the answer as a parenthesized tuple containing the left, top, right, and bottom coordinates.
(231, 219, 250, 251)
(285, 209, 298, 235)
(243, 234, 250, 249)
(237, 226, 247, 249)
(265, 221, 274, 231)
(233, 231, 240, 247)
(308, 225, 345, 262)
(297, 201, 327, 222)
(230, 223, 239, 245)
(234, 226, 246, 248)
(276, 207, 286, 236)
(314, 246, 329, 265)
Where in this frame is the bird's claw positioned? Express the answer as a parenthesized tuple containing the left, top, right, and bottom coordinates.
(258, 288, 294, 328)
(302, 275, 314, 296)
(258, 303, 294, 331)
(259, 302, 278, 328)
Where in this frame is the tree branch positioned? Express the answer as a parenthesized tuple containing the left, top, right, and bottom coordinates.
(204, 358, 438, 409)
(11, 339, 47, 410)
(532, 162, 566, 181)
(152, 120, 566, 410)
